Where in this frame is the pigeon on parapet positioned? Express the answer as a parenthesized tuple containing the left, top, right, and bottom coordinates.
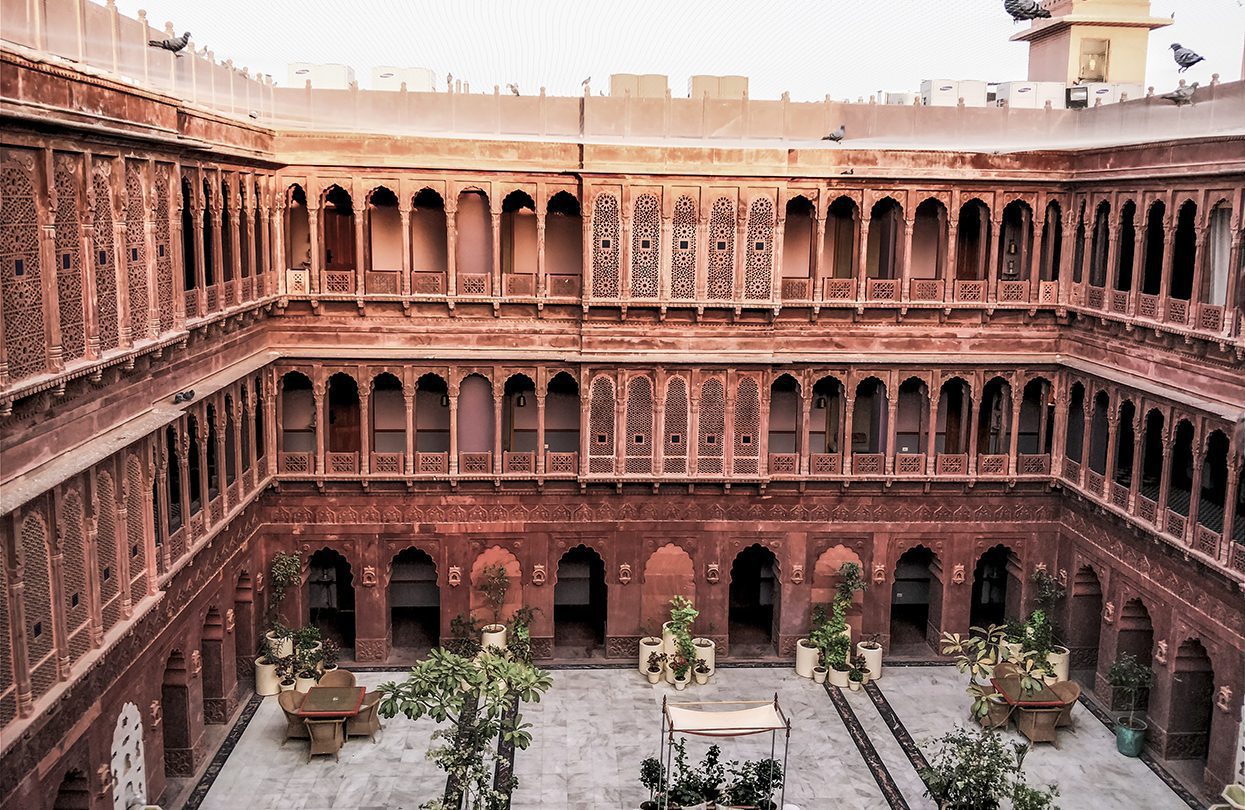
(1160, 82, 1198, 105)
(1004, 0, 1051, 22)
(148, 31, 190, 54)
(1170, 43, 1205, 72)
(506, 83, 520, 96)
(822, 124, 846, 142)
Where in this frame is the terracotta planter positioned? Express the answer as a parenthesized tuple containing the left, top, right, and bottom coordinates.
(481, 624, 507, 650)
(692, 637, 716, 674)
(646, 668, 662, 684)
(857, 643, 883, 681)
(254, 657, 280, 696)
(828, 666, 850, 688)
(812, 666, 827, 684)
(639, 636, 663, 675)
(265, 631, 293, 659)
(795, 638, 819, 679)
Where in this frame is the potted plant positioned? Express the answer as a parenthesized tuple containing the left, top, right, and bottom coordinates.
(941, 624, 1039, 726)
(795, 636, 820, 679)
(670, 652, 692, 691)
(639, 632, 664, 676)
(692, 636, 716, 676)
(275, 653, 297, 692)
(722, 757, 784, 809)
(1002, 617, 1025, 663)
(825, 633, 851, 688)
(294, 646, 320, 692)
(639, 756, 666, 810)
(1108, 652, 1155, 757)
(319, 638, 339, 672)
(1020, 610, 1059, 684)
(478, 563, 510, 648)
(646, 652, 666, 684)
(667, 597, 699, 686)
(267, 551, 302, 618)
(857, 633, 883, 681)
(848, 654, 867, 691)
(919, 726, 1058, 810)
(253, 637, 281, 696)
(812, 663, 828, 684)
(693, 658, 711, 685)
(264, 621, 294, 659)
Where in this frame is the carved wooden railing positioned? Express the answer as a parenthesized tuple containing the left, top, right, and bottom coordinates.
(548, 275, 581, 297)
(370, 452, 404, 474)
(809, 453, 841, 475)
(504, 275, 536, 296)
(1109, 290, 1130, 314)
(1167, 298, 1189, 324)
(1165, 509, 1187, 540)
(1084, 469, 1105, 495)
(853, 453, 885, 475)
(1136, 494, 1158, 524)
(998, 281, 1028, 303)
(1038, 281, 1057, 304)
(866, 278, 898, 301)
(781, 278, 811, 301)
(1194, 524, 1221, 558)
(326, 451, 359, 474)
(895, 453, 925, 475)
(1109, 481, 1130, 510)
(416, 451, 448, 474)
(936, 453, 967, 475)
(910, 279, 942, 301)
(822, 278, 854, 300)
(323, 270, 354, 294)
(955, 280, 985, 302)
(459, 451, 493, 474)
(410, 270, 445, 295)
(458, 273, 490, 296)
(503, 451, 535, 473)
(545, 451, 579, 475)
(977, 454, 1008, 476)
(1137, 293, 1159, 319)
(285, 267, 309, 294)
(279, 452, 313, 474)
(1062, 459, 1081, 483)
(768, 453, 799, 475)
(366, 270, 400, 295)
(1018, 453, 1050, 475)
(1198, 304, 1224, 332)
(1086, 286, 1105, 309)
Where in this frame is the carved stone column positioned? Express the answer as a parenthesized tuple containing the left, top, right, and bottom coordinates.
(536, 391, 547, 475)
(448, 381, 460, 475)
(312, 378, 326, 476)
(445, 199, 458, 297)
(37, 150, 63, 371)
(359, 388, 371, 476)
(1051, 385, 1069, 479)
(1156, 432, 1175, 522)
(306, 206, 321, 296)
(856, 222, 870, 301)
(1157, 223, 1176, 317)
(48, 523, 70, 680)
(900, 218, 915, 302)
(945, 222, 959, 303)
(1007, 385, 1022, 476)
(1220, 459, 1240, 563)
(493, 392, 504, 475)
(688, 387, 701, 477)
(398, 203, 412, 297)
(354, 200, 367, 296)
(536, 210, 547, 299)
(812, 215, 828, 304)
(695, 211, 710, 301)
(403, 382, 416, 475)
(9, 560, 34, 716)
(926, 384, 939, 475)
(799, 391, 813, 475)
(1103, 408, 1120, 493)
(986, 218, 1001, 303)
(842, 391, 856, 476)
(1127, 407, 1143, 512)
(1186, 434, 1206, 545)
(884, 394, 899, 475)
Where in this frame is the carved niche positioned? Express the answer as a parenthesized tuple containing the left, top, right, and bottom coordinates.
(872, 563, 886, 585)
(531, 564, 547, 586)
(789, 564, 804, 585)
(1103, 601, 1115, 624)
(950, 564, 966, 586)
(705, 564, 720, 584)
(447, 566, 462, 587)
(361, 566, 378, 587)
(616, 564, 631, 585)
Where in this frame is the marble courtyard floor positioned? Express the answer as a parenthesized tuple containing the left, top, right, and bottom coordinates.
(189, 665, 1194, 810)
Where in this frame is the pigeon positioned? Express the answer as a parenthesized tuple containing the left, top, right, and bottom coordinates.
(506, 83, 520, 96)
(446, 72, 453, 88)
(247, 110, 259, 119)
(1170, 43, 1205, 72)
(1160, 82, 1198, 105)
(173, 389, 196, 403)
(822, 124, 846, 142)
(1004, 0, 1051, 21)
(582, 76, 591, 87)
(148, 31, 190, 54)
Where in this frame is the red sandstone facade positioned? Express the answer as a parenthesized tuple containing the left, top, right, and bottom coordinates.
(1, 9, 1244, 810)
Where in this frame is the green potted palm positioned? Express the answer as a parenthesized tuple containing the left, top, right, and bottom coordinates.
(1108, 652, 1155, 757)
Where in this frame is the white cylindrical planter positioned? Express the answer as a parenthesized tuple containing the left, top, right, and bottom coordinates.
(265, 631, 293, 659)
(481, 624, 507, 650)
(639, 636, 663, 675)
(673, 674, 688, 691)
(295, 674, 317, 692)
(857, 642, 883, 681)
(828, 667, 850, 689)
(1047, 646, 1070, 683)
(254, 657, 280, 696)
(795, 639, 819, 679)
(278, 679, 296, 693)
(692, 638, 716, 675)
(661, 622, 675, 656)
(812, 667, 827, 685)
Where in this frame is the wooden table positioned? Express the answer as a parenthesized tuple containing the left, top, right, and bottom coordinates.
(295, 686, 365, 718)
(990, 676, 1064, 708)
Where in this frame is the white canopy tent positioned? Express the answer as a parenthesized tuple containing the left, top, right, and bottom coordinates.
(656, 695, 792, 809)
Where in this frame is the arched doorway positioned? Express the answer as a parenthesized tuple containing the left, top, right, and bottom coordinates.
(233, 572, 254, 685)
(641, 544, 695, 637)
(1169, 639, 1215, 781)
(161, 649, 193, 776)
(52, 769, 89, 810)
(970, 545, 1020, 628)
(389, 548, 439, 660)
(1066, 566, 1103, 682)
(729, 545, 778, 657)
(891, 546, 938, 654)
(200, 608, 226, 724)
(1115, 599, 1154, 712)
(307, 549, 355, 651)
(554, 545, 606, 657)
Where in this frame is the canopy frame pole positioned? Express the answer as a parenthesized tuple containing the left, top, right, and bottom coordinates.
(781, 717, 792, 809)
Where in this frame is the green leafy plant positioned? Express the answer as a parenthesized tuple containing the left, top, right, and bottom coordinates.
(668, 597, 699, 680)
(1004, 616, 1026, 644)
(941, 624, 1042, 719)
(722, 757, 785, 808)
(835, 561, 867, 601)
(639, 756, 666, 796)
(507, 606, 537, 663)
(268, 551, 302, 612)
(694, 658, 710, 675)
(809, 599, 850, 671)
(377, 646, 552, 809)
(1108, 652, 1155, 730)
(449, 612, 483, 656)
(319, 638, 339, 669)
(919, 726, 1058, 810)
(1031, 568, 1066, 612)
(294, 645, 321, 679)
(479, 563, 510, 625)
(1020, 610, 1056, 679)
(848, 653, 868, 683)
(293, 625, 322, 651)
(647, 651, 666, 672)
(859, 632, 882, 650)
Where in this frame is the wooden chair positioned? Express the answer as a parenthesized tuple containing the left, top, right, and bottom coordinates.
(277, 690, 309, 744)
(346, 690, 383, 743)
(978, 696, 1014, 730)
(304, 718, 345, 762)
(1048, 680, 1081, 729)
(318, 669, 356, 688)
(1015, 707, 1062, 747)
(992, 661, 1020, 680)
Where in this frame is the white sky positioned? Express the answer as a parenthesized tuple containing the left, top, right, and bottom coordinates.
(118, 0, 1244, 99)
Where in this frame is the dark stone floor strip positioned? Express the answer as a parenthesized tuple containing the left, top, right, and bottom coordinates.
(863, 680, 934, 794)
(1075, 692, 1207, 810)
(823, 683, 912, 810)
(182, 692, 263, 810)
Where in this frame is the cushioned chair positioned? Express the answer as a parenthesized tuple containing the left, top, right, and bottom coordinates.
(304, 718, 345, 762)
(1016, 707, 1062, 747)
(1048, 680, 1081, 729)
(346, 690, 383, 743)
(277, 690, 308, 744)
(318, 669, 356, 688)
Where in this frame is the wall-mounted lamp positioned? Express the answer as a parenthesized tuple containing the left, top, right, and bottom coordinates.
(1008, 240, 1017, 255)
(814, 396, 827, 409)
(516, 393, 527, 407)
(440, 393, 450, 407)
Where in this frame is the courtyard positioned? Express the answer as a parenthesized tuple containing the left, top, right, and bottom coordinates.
(190, 665, 1191, 810)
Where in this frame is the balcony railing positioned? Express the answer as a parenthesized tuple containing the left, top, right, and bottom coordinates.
(366, 270, 400, 295)
(1137, 494, 1158, 524)
(416, 451, 448, 474)
(324, 270, 354, 294)
(458, 274, 490, 296)
(781, 278, 811, 301)
(910, 279, 942, 301)
(459, 451, 493, 474)
(936, 453, 968, 475)
(1194, 525, 1221, 558)
(768, 453, 799, 475)
(955, 280, 985, 302)
(548, 275, 581, 297)
(1018, 453, 1050, 475)
(1084, 469, 1105, 496)
(1165, 509, 1187, 539)
(411, 271, 445, 295)
(279, 452, 313, 474)
(503, 451, 535, 473)
(286, 268, 309, 294)
(810, 453, 841, 475)
(1167, 298, 1188, 324)
(326, 451, 359, 474)
(978, 454, 1008, 476)
(822, 278, 854, 300)
(1109, 480, 1130, 510)
(545, 451, 579, 475)
(1062, 458, 1081, 484)
(370, 451, 404, 474)
(998, 281, 1028, 303)
(1109, 290, 1130, 314)
(895, 453, 926, 475)
(1086, 286, 1105, 309)
(866, 278, 898, 301)
(852, 453, 884, 475)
